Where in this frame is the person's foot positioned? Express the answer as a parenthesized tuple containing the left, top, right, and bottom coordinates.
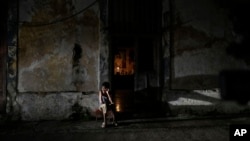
(101, 122, 106, 128)
(112, 122, 118, 127)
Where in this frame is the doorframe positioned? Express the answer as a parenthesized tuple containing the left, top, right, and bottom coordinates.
(0, 1, 8, 114)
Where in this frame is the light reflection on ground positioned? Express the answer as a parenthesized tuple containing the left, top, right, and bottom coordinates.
(168, 97, 214, 106)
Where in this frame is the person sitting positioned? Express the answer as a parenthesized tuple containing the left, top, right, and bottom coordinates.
(99, 82, 118, 128)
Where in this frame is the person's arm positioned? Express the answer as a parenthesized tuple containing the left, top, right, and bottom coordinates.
(106, 89, 114, 104)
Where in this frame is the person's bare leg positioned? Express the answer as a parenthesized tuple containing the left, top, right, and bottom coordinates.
(102, 112, 107, 128)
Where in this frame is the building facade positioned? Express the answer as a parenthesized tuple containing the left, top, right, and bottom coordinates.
(1, 0, 250, 121)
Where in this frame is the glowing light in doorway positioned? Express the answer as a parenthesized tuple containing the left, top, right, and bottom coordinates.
(116, 104, 121, 112)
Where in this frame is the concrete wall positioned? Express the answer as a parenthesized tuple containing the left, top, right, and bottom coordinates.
(18, 0, 100, 92)
(163, 0, 250, 89)
(16, 92, 99, 121)
(6, 0, 107, 121)
(161, 0, 250, 117)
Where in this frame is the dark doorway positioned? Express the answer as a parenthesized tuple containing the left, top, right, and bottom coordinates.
(112, 38, 135, 90)
(111, 37, 135, 115)
(0, 1, 8, 114)
(109, 0, 163, 119)
(111, 37, 164, 119)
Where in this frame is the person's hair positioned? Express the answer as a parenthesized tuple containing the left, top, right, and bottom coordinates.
(102, 82, 110, 89)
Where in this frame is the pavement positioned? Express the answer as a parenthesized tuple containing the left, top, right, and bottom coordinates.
(1, 115, 250, 141)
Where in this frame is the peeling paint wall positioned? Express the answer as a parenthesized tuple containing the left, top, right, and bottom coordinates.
(5, 0, 106, 121)
(7, 0, 19, 120)
(18, 0, 100, 92)
(161, 0, 250, 116)
(16, 92, 99, 121)
(163, 0, 250, 89)
(99, 0, 110, 86)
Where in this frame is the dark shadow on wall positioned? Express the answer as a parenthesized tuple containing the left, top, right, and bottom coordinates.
(219, 70, 250, 105)
(217, 0, 250, 65)
(171, 75, 219, 90)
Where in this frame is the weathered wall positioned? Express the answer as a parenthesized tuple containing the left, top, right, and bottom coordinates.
(16, 92, 99, 121)
(161, 0, 250, 117)
(99, 0, 110, 86)
(7, 0, 19, 119)
(5, 0, 108, 121)
(163, 0, 250, 89)
(18, 0, 99, 92)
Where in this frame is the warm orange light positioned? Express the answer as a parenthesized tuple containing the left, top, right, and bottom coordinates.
(115, 104, 121, 112)
(114, 48, 134, 75)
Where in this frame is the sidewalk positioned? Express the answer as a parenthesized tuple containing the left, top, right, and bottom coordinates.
(1, 115, 250, 141)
